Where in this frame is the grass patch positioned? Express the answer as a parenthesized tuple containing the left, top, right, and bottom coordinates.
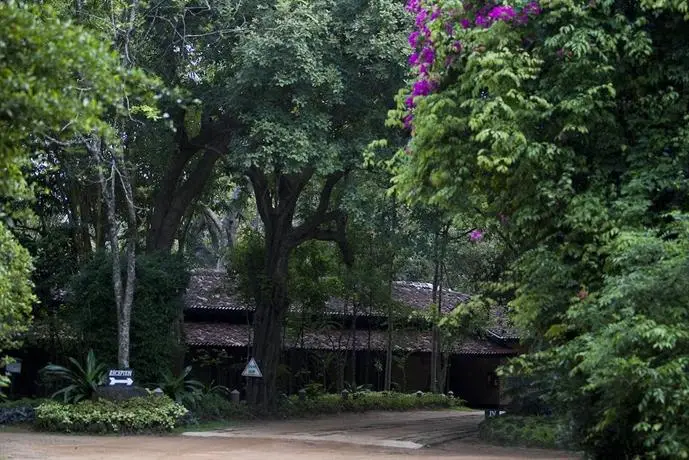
(479, 415, 577, 450)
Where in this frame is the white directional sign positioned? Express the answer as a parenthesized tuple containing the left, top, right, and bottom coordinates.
(241, 358, 263, 378)
(108, 369, 134, 386)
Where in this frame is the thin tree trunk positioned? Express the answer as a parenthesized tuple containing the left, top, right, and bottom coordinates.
(349, 300, 357, 387)
(430, 230, 440, 393)
(90, 139, 136, 368)
(384, 302, 393, 391)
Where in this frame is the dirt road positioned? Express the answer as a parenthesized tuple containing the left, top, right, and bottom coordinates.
(0, 410, 580, 460)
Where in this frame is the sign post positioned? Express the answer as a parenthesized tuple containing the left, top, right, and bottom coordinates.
(241, 358, 263, 378)
(108, 369, 134, 386)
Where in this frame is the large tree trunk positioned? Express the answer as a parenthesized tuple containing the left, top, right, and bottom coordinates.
(247, 230, 290, 406)
(146, 111, 235, 253)
(246, 167, 349, 407)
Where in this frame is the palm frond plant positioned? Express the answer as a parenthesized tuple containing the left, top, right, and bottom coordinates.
(202, 380, 230, 396)
(40, 349, 107, 403)
(158, 365, 203, 406)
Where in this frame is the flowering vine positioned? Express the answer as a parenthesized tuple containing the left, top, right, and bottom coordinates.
(402, 0, 541, 129)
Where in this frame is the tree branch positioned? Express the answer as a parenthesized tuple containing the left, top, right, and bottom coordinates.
(287, 171, 347, 247)
(247, 166, 274, 229)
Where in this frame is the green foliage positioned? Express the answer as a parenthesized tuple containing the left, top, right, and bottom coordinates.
(479, 415, 575, 450)
(40, 349, 107, 403)
(390, 0, 689, 458)
(0, 397, 46, 425)
(34, 395, 187, 433)
(0, 223, 35, 352)
(224, 0, 409, 174)
(303, 383, 326, 398)
(0, 398, 47, 409)
(278, 392, 462, 418)
(0, 1, 155, 211)
(228, 229, 265, 304)
(158, 366, 204, 406)
(65, 252, 189, 382)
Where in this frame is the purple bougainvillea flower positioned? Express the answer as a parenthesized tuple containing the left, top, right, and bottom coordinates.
(412, 79, 434, 97)
(488, 5, 516, 21)
(418, 63, 430, 75)
(403, 113, 414, 129)
(430, 7, 441, 21)
(445, 22, 455, 35)
(460, 18, 471, 29)
(406, 0, 421, 13)
(451, 40, 463, 53)
(469, 229, 484, 242)
(408, 30, 421, 48)
(408, 52, 420, 66)
(405, 96, 415, 108)
(524, 1, 542, 15)
(475, 15, 490, 27)
(420, 46, 435, 64)
(415, 9, 428, 27)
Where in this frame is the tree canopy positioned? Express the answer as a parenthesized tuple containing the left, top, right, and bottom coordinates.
(390, 0, 689, 456)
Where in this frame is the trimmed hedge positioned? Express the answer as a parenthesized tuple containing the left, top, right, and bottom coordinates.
(189, 391, 464, 423)
(478, 415, 577, 450)
(34, 395, 187, 433)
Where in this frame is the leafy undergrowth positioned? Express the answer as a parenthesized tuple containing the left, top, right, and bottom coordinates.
(0, 398, 48, 425)
(186, 391, 466, 426)
(34, 395, 187, 434)
(478, 415, 577, 450)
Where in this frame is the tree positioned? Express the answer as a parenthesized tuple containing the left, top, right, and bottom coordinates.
(221, 0, 409, 406)
(390, 0, 689, 457)
(0, 1, 140, 364)
(0, 223, 34, 353)
(0, 1, 125, 213)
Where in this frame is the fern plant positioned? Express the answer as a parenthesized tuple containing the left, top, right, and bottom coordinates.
(157, 365, 203, 406)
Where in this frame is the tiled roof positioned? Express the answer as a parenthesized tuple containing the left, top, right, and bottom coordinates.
(185, 269, 254, 311)
(185, 270, 471, 315)
(184, 322, 517, 356)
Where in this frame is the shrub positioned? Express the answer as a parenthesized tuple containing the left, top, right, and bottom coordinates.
(0, 398, 47, 425)
(65, 252, 189, 383)
(158, 365, 203, 406)
(188, 393, 252, 422)
(278, 392, 461, 418)
(40, 349, 107, 403)
(185, 391, 463, 425)
(34, 395, 187, 433)
(479, 415, 576, 450)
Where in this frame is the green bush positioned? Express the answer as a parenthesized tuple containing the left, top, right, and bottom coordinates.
(0, 398, 47, 409)
(188, 393, 252, 422)
(34, 395, 187, 433)
(278, 392, 461, 418)
(65, 252, 189, 383)
(187, 391, 463, 424)
(479, 415, 576, 450)
(0, 398, 48, 425)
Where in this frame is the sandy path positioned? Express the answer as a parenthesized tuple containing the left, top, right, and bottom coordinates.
(0, 410, 580, 460)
